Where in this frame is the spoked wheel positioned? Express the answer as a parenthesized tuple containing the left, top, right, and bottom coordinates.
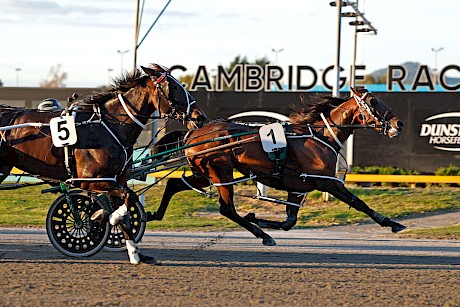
(46, 190, 110, 257)
(104, 200, 146, 251)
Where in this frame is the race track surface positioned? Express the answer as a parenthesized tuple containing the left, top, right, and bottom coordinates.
(1, 226, 459, 306)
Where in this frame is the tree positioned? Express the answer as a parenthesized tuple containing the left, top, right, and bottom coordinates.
(179, 74, 195, 89)
(40, 64, 68, 88)
(360, 74, 377, 84)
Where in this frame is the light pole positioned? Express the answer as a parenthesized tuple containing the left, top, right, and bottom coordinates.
(271, 48, 284, 65)
(431, 47, 444, 84)
(340, 0, 377, 89)
(332, 0, 377, 169)
(117, 49, 129, 73)
(107, 68, 114, 83)
(327, 0, 377, 200)
(15, 68, 21, 87)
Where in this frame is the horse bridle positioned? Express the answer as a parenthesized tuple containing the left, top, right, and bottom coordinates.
(119, 72, 197, 129)
(353, 91, 393, 135)
(153, 72, 197, 126)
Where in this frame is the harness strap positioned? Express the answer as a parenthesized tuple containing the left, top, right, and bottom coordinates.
(213, 174, 258, 186)
(154, 72, 167, 85)
(63, 146, 72, 176)
(118, 94, 146, 129)
(353, 92, 380, 125)
(99, 120, 130, 175)
(180, 174, 209, 196)
(300, 173, 345, 184)
(320, 113, 344, 149)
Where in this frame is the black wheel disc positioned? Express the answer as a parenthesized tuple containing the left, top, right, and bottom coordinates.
(46, 191, 110, 257)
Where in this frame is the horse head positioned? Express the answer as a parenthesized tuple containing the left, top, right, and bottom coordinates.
(350, 87, 404, 138)
(141, 64, 207, 129)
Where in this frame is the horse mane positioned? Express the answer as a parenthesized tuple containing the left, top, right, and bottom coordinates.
(288, 94, 346, 124)
(77, 69, 149, 106)
(110, 69, 148, 92)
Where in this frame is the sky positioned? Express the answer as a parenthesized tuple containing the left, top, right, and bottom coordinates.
(0, 0, 459, 88)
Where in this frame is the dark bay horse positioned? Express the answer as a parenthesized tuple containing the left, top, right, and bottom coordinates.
(154, 88, 405, 246)
(0, 64, 206, 263)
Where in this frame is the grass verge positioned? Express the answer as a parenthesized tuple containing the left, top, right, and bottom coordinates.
(399, 225, 460, 240)
(0, 185, 459, 238)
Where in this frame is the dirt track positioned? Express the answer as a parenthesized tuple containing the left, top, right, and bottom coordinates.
(1, 219, 460, 306)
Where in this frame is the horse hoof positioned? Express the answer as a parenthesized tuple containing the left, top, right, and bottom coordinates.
(262, 237, 276, 246)
(282, 215, 297, 231)
(391, 222, 406, 233)
(90, 209, 108, 223)
(139, 253, 162, 265)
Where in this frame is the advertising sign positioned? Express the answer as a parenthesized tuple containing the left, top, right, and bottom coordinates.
(417, 112, 460, 152)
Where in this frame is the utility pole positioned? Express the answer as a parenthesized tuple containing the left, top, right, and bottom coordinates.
(135, 0, 173, 69)
(332, 0, 342, 98)
(133, 0, 140, 70)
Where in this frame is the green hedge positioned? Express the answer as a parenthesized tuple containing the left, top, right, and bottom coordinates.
(435, 165, 460, 176)
(351, 165, 460, 187)
(353, 165, 460, 176)
(352, 166, 420, 175)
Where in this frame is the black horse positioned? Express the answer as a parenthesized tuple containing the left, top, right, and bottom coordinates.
(0, 64, 206, 264)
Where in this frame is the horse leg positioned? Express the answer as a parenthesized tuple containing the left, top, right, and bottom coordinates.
(144, 175, 209, 221)
(244, 192, 303, 231)
(282, 193, 303, 230)
(216, 184, 276, 246)
(325, 183, 406, 233)
(0, 163, 13, 184)
(106, 186, 147, 264)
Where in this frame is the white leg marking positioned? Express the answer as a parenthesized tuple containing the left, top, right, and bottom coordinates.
(126, 240, 140, 265)
(109, 204, 128, 226)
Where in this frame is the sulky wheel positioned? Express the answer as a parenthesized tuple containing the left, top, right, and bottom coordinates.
(46, 190, 110, 257)
(104, 199, 146, 251)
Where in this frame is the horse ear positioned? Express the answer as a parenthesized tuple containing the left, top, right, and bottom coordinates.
(141, 66, 158, 77)
(141, 64, 171, 77)
(149, 63, 170, 73)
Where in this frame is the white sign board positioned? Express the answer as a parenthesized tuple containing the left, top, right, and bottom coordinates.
(50, 115, 77, 147)
(259, 123, 287, 153)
